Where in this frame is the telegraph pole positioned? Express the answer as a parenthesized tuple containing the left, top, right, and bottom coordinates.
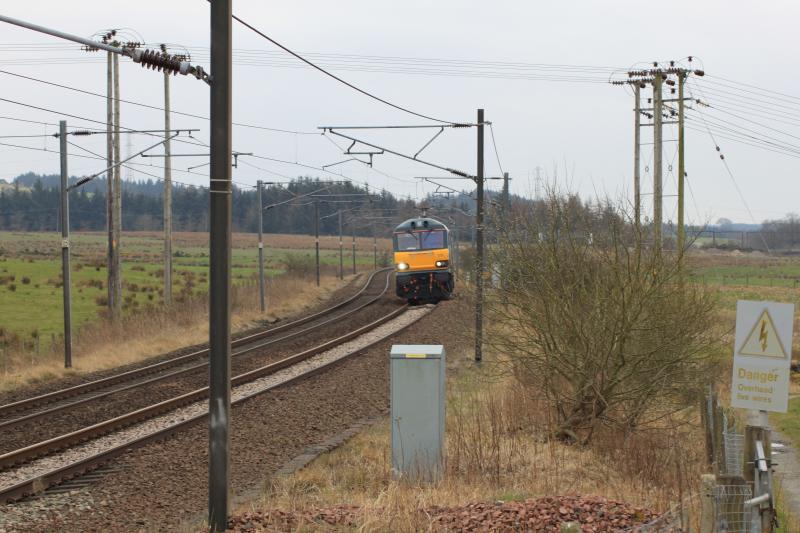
(677, 71, 686, 256)
(475, 108, 485, 363)
(453, 226, 459, 280)
(59, 120, 72, 369)
(338, 209, 344, 280)
(208, 0, 232, 529)
(372, 227, 377, 270)
(112, 52, 123, 319)
(257, 180, 266, 312)
(352, 222, 357, 275)
(314, 200, 320, 287)
(502, 172, 510, 224)
(652, 73, 663, 255)
(162, 43, 173, 306)
(634, 84, 642, 228)
(106, 47, 115, 317)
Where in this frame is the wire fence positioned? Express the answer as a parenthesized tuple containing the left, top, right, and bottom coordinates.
(713, 484, 752, 533)
(723, 431, 745, 478)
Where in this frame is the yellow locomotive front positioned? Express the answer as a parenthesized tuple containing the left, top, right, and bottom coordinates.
(393, 217, 453, 302)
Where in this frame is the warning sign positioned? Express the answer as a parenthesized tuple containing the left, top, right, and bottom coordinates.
(739, 310, 787, 359)
(731, 301, 794, 413)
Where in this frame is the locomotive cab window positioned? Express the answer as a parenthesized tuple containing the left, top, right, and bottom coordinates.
(394, 230, 447, 251)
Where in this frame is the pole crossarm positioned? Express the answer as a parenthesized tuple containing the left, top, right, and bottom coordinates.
(68, 133, 178, 190)
(322, 128, 474, 179)
(0, 14, 210, 83)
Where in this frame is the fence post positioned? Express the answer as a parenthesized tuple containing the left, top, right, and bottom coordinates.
(714, 404, 727, 476)
(702, 394, 715, 468)
(744, 410, 773, 533)
(700, 473, 716, 533)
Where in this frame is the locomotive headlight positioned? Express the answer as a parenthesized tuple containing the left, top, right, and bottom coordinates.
(435, 260, 449, 268)
(397, 262, 409, 271)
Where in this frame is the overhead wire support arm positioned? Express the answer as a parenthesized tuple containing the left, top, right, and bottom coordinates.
(322, 157, 371, 170)
(414, 127, 444, 159)
(263, 184, 342, 211)
(56, 128, 201, 137)
(68, 133, 179, 190)
(323, 128, 473, 179)
(320, 124, 474, 130)
(0, 14, 210, 83)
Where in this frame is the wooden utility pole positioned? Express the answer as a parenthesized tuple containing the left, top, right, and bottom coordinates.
(677, 71, 686, 256)
(634, 84, 642, 229)
(372, 226, 377, 270)
(652, 73, 663, 255)
(162, 44, 173, 306)
(112, 52, 122, 319)
(59, 120, 72, 369)
(501, 171, 510, 225)
(338, 210, 344, 280)
(475, 108, 485, 363)
(314, 201, 320, 287)
(351, 222, 356, 275)
(257, 180, 265, 312)
(106, 50, 116, 317)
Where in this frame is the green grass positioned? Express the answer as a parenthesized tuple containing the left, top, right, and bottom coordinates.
(772, 398, 800, 447)
(692, 260, 800, 288)
(0, 231, 378, 341)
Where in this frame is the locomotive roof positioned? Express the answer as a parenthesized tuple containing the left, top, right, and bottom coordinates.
(393, 217, 448, 232)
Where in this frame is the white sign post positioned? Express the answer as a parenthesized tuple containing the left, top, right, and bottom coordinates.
(731, 300, 794, 413)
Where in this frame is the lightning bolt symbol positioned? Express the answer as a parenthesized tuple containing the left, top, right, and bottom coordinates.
(759, 320, 768, 352)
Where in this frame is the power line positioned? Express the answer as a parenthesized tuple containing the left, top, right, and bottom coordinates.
(0, 68, 318, 135)
(691, 81, 800, 115)
(688, 93, 771, 252)
(228, 10, 466, 125)
(701, 74, 800, 104)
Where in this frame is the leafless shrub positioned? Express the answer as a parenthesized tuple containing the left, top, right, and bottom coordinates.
(486, 192, 719, 444)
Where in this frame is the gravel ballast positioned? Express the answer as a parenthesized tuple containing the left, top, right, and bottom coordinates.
(0, 277, 397, 455)
(1, 300, 449, 532)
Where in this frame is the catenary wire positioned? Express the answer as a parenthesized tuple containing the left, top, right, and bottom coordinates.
(227, 11, 467, 125)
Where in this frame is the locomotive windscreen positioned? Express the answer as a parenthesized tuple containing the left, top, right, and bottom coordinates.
(394, 230, 446, 251)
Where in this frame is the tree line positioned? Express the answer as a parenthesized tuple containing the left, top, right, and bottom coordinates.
(0, 173, 420, 236)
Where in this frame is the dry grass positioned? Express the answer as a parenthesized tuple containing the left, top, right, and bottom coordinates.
(235, 344, 704, 532)
(0, 271, 351, 392)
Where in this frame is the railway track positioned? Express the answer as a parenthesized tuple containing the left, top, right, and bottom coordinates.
(0, 269, 397, 457)
(0, 268, 392, 429)
(0, 300, 429, 504)
(0, 273, 432, 501)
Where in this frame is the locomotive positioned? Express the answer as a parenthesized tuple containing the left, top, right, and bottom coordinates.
(393, 217, 453, 302)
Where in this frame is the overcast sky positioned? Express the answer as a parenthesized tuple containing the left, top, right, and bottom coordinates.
(1, 1, 798, 224)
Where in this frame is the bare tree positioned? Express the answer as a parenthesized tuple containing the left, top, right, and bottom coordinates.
(486, 193, 718, 444)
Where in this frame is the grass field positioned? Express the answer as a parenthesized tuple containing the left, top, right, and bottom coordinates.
(690, 251, 800, 288)
(0, 231, 392, 343)
(226, 249, 800, 531)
